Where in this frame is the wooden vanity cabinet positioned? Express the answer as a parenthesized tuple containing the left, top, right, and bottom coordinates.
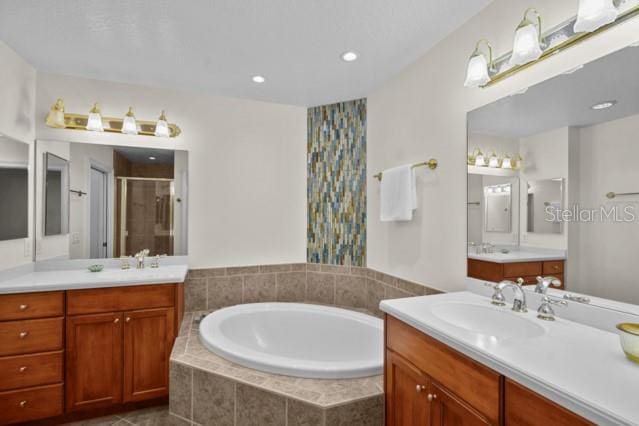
(468, 258, 565, 289)
(66, 284, 179, 412)
(386, 314, 593, 426)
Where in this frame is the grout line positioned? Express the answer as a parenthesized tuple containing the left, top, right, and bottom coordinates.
(190, 367, 194, 422)
(233, 382, 238, 425)
(284, 398, 289, 426)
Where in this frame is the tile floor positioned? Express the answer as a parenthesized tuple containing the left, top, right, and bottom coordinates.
(65, 405, 188, 426)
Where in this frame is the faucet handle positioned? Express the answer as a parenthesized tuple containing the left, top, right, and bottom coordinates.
(537, 295, 567, 321)
(516, 277, 525, 286)
(491, 283, 508, 306)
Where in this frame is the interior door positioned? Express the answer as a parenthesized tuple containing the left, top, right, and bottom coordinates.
(89, 167, 108, 258)
(385, 350, 431, 426)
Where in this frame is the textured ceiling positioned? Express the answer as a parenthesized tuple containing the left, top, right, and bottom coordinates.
(0, 0, 490, 106)
(468, 46, 639, 138)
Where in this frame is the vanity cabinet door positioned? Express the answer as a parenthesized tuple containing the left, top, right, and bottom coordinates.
(66, 312, 123, 411)
(385, 350, 431, 426)
(123, 307, 175, 402)
(430, 381, 491, 426)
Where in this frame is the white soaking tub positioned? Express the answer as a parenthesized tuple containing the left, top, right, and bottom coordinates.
(198, 303, 384, 379)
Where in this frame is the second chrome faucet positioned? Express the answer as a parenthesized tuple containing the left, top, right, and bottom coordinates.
(492, 279, 527, 312)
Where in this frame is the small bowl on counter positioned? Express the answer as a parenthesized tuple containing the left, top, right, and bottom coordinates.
(88, 264, 104, 273)
(617, 323, 639, 363)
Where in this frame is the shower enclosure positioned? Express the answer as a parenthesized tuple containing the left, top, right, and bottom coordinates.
(115, 177, 174, 257)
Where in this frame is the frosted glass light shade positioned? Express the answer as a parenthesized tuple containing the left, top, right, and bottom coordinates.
(122, 116, 138, 135)
(86, 112, 104, 132)
(501, 156, 512, 169)
(574, 0, 618, 33)
(510, 24, 543, 66)
(464, 54, 490, 88)
(475, 154, 486, 167)
(488, 154, 500, 168)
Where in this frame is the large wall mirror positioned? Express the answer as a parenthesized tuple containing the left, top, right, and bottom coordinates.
(467, 44, 639, 307)
(0, 136, 30, 242)
(35, 140, 188, 262)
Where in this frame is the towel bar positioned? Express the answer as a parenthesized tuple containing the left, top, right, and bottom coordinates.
(606, 191, 639, 199)
(374, 158, 438, 181)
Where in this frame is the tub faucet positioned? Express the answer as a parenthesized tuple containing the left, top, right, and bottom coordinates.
(494, 279, 527, 313)
(135, 249, 150, 269)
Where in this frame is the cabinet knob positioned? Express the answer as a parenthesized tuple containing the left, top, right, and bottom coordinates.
(19, 400, 27, 408)
(19, 366, 28, 373)
(19, 304, 28, 311)
(19, 331, 28, 339)
(427, 393, 438, 402)
(125, 317, 131, 323)
(415, 384, 426, 393)
(114, 318, 120, 323)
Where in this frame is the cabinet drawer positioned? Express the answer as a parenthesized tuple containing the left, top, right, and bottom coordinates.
(543, 261, 564, 275)
(67, 284, 176, 315)
(0, 351, 63, 391)
(467, 259, 503, 282)
(503, 262, 542, 278)
(0, 291, 64, 321)
(0, 383, 63, 424)
(0, 317, 64, 356)
(386, 315, 501, 424)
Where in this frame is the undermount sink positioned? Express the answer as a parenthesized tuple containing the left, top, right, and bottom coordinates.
(431, 303, 545, 340)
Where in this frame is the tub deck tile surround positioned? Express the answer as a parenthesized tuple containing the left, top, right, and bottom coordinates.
(184, 262, 441, 316)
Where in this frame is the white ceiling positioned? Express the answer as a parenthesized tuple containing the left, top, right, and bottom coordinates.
(468, 46, 639, 138)
(0, 0, 490, 106)
(115, 146, 174, 165)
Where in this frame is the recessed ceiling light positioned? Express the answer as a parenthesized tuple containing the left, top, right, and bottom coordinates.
(149, 156, 156, 160)
(252, 75, 266, 83)
(591, 100, 617, 110)
(341, 51, 358, 62)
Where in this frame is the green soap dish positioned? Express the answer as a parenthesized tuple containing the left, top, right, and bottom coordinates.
(88, 264, 104, 273)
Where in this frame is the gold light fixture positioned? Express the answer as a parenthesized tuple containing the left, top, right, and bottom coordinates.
(121, 107, 138, 135)
(510, 8, 545, 66)
(154, 110, 170, 138)
(44, 99, 181, 138)
(464, 40, 495, 88)
(45, 98, 66, 128)
(501, 155, 513, 169)
(574, 0, 619, 33)
(474, 149, 486, 167)
(488, 151, 501, 168)
(86, 103, 104, 132)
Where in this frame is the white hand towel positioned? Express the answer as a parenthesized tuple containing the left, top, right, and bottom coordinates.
(380, 165, 417, 222)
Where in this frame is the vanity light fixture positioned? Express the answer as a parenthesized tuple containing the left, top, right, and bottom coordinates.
(512, 154, 523, 170)
(154, 110, 170, 138)
(341, 51, 358, 62)
(510, 8, 545, 66)
(591, 100, 617, 110)
(464, 39, 495, 88)
(574, 0, 619, 33)
(501, 155, 513, 169)
(474, 149, 486, 167)
(488, 151, 501, 168)
(252, 75, 266, 83)
(121, 107, 138, 135)
(45, 98, 66, 128)
(86, 103, 104, 132)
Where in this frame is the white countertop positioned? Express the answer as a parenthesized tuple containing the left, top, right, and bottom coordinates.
(380, 291, 639, 425)
(0, 264, 188, 294)
(468, 250, 566, 263)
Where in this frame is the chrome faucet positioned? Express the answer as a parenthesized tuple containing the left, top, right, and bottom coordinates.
(150, 254, 166, 269)
(492, 279, 528, 313)
(534, 276, 562, 294)
(537, 295, 567, 321)
(135, 249, 150, 269)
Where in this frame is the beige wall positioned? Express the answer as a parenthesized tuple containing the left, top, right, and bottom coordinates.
(367, 0, 639, 292)
(36, 73, 307, 268)
(0, 41, 36, 271)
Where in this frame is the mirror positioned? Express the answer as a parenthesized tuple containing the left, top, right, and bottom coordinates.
(43, 152, 69, 236)
(526, 178, 563, 234)
(35, 141, 188, 261)
(485, 183, 512, 233)
(467, 44, 639, 307)
(0, 136, 29, 242)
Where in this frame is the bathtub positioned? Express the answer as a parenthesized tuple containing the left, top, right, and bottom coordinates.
(198, 303, 384, 379)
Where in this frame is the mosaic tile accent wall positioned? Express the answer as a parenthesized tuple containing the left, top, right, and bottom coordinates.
(307, 99, 366, 266)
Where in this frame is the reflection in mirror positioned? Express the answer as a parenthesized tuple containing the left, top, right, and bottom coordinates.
(467, 44, 639, 306)
(35, 141, 188, 261)
(526, 179, 563, 234)
(0, 137, 29, 241)
(44, 152, 69, 236)
(485, 183, 511, 233)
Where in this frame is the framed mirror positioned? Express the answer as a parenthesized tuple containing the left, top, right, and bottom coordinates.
(43, 152, 70, 236)
(35, 140, 188, 261)
(0, 136, 29, 241)
(467, 43, 639, 307)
